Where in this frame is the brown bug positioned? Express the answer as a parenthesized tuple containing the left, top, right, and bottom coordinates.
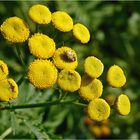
(8, 81, 15, 93)
(0, 65, 4, 73)
(64, 50, 76, 62)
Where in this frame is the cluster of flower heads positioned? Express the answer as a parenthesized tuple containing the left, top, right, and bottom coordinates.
(0, 4, 131, 121)
(26, 4, 88, 91)
(0, 60, 18, 101)
(80, 56, 131, 121)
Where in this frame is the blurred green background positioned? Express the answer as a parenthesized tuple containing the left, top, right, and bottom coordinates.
(0, 1, 140, 139)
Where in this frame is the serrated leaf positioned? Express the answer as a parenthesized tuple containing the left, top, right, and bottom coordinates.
(24, 120, 50, 140)
(10, 111, 19, 135)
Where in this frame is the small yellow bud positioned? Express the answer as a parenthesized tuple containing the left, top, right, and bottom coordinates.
(73, 23, 90, 44)
(57, 69, 81, 92)
(28, 4, 51, 24)
(115, 94, 131, 116)
(88, 98, 110, 121)
(107, 65, 126, 88)
(79, 74, 103, 101)
(52, 11, 73, 32)
(84, 56, 104, 78)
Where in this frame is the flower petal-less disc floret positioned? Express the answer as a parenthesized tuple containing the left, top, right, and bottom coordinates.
(100, 125, 111, 137)
(0, 17, 30, 43)
(52, 11, 73, 32)
(107, 65, 126, 88)
(53, 46, 78, 70)
(79, 74, 103, 101)
(0, 60, 9, 81)
(28, 4, 51, 24)
(115, 94, 131, 115)
(90, 126, 102, 138)
(28, 59, 57, 89)
(88, 98, 110, 121)
(84, 56, 104, 78)
(73, 23, 90, 44)
(28, 33, 56, 59)
(0, 79, 18, 101)
(57, 69, 81, 92)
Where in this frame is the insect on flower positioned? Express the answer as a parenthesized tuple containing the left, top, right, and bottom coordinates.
(64, 50, 76, 62)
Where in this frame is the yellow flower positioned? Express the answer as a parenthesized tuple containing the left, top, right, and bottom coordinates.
(84, 56, 104, 78)
(100, 126, 111, 137)
(0, 78, 18, 102)
(107, 65, 126, 88)
(28, 59, 57, 89)
(52, 11, 73, 32)
(0, 17, 30, 43)
(88, 98, 110, 121)
(115, 94, 131, 116)
(73, 23, 90, 44)
(0, 60, 9, 81)
(90, 126, 102, 138)
(79, 74, 103, 101)
(28, 4, 51, 24)
(28, 33, 56, 59)
(53, 46, 78, 70)
(57, 69, 81, 92)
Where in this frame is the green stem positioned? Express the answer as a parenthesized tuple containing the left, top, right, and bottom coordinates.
(0, 127, 12, 139)
(35, 24, 39, 32)
(0, 98, 86, 110)
(60, 91, 68, 100)
(0, 100, 60, 110)
(72, 102, 87, 107)
(17, 74, 26, 86)
(15, 45, 25, 67)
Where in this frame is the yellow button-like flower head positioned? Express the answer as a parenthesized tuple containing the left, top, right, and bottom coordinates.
(73, 23, 90, 44)
(100, 126, 111, 137)
(0, 60, 9, 81)
(84, 56, 104, 78)
(88, 98, 110, 121)
(115, 94, 131, 115)
(52, 11, 73, 32)
(0, 79, 18, 102)
(28, 4, 51, 24)
(0, 17, 30, 43)
(57, 69, 81, 92)
(90, 126, 102, 138)
(79, 74, 103, 101)
(107, 65, 126, 88)
(28, 59, 57, 89)
(53, 46, 78, 70)
(28, 33, 56, 59)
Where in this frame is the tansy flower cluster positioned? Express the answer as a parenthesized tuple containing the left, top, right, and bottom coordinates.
(26, 4, 89, 91)
(79, 56, 131, 121)
(0, 3, 131, 124)
(0, 60, 18, 101)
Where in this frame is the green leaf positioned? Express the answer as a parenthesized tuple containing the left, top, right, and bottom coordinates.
(10, 111, 19, 135)
(24, 120, 51, 140)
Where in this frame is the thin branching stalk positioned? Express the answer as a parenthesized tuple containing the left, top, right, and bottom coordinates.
(0, 99, 87, 110)
(15, 45, 26, 67)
